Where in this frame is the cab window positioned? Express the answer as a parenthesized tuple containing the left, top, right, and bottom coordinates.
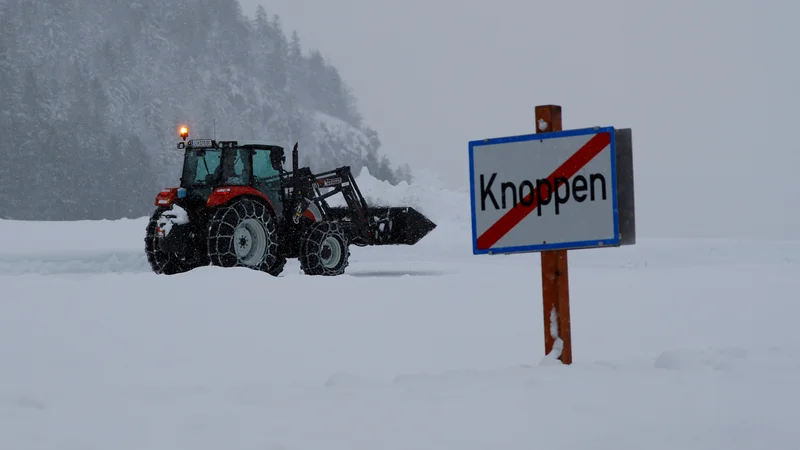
(253, 149, 279, 180)
(222, 148, 250, 185)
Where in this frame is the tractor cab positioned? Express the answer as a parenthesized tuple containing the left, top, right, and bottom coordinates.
(176, 138, 287, 215)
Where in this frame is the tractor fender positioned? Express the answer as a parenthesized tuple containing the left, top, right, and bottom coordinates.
(206, 186, 276, 215)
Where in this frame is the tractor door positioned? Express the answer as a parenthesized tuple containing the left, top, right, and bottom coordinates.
(251, 148, 284, 217)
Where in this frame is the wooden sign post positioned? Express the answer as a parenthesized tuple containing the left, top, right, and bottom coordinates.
(535, 105, 572, 364)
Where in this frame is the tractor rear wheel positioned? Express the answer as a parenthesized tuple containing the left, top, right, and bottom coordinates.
(207, 197, 282, 275)
(299, 221, 350, 276)
(145, 207, 201, 275)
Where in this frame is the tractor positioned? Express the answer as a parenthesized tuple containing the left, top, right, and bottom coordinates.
(144, 128, 437, 276)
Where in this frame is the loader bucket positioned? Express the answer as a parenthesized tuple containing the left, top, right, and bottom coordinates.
(367, 206, 437, 245)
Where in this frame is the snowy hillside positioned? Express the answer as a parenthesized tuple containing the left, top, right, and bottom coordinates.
(0, 0, 407, 221)
(300, 110, 404, 183)
(2, 172, 799, 449)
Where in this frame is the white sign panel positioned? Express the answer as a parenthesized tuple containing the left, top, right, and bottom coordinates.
(468, 127, 620, 255)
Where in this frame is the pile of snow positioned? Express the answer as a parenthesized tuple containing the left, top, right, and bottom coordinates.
(0, 217, 148, 254)
(654, 346, 749, 371)
(330, 166, 471, 227)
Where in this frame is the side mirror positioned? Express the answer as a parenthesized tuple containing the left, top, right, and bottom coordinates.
(177, 142, 185, 149)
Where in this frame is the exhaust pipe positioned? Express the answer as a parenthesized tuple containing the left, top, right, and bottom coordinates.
(293, 142, 299, 173)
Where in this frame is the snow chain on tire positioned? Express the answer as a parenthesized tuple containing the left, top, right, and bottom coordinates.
(299, 221, 350, 276)
(207, 197, 282, 275)
(144, 207, 199, 275)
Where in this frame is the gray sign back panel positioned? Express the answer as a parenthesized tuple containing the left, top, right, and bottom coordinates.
(615, 128, 636, 246)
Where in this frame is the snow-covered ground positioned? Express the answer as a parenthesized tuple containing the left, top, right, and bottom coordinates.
(2, 170, 800, 449)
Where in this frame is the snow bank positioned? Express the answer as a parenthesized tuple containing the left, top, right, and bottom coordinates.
(0, 217, 148, 254)
(654, 346, 749, 371)
(332, 166, 471, 227)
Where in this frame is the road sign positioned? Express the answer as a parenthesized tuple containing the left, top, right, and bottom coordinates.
(469, 126, 621, 255)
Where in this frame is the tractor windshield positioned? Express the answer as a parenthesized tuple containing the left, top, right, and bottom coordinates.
(181, 147, 251, 187)
(181, 148, 223, 187)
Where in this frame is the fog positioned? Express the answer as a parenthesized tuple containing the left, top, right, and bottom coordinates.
(239, 0, 798, 239)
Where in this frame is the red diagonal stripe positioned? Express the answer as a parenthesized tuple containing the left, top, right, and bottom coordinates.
(476, 132, 611, 250)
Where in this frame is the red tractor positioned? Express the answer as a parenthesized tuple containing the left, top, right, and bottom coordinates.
(145, 129, 436, 276)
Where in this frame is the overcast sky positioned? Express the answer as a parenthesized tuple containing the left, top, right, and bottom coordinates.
(238, 0, 799, 239)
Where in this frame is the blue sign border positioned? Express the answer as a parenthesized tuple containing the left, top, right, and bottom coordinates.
(468, 126, 620, 255)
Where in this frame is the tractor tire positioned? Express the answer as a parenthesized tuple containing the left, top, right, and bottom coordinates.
(266, 254, 287, 277)
(299, 221, 350, 276)
(144, 207, 200, 275)
(207, 197, 281, 275)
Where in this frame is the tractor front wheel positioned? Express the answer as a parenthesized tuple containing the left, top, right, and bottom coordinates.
(299, 221, 350, 276)
(145, 207, 202, 275)
(207, 197, 282, 275)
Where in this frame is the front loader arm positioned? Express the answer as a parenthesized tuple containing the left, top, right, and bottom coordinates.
(308, 166, 437, 247)
(310, 166, 370, 239)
